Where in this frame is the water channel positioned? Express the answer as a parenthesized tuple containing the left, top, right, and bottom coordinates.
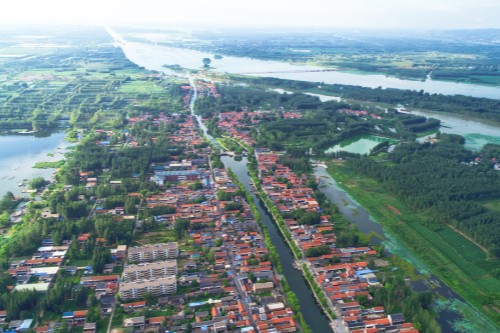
(222, 156, 333, 333)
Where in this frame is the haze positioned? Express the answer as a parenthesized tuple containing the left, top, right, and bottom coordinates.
(2, 0, 500, 29)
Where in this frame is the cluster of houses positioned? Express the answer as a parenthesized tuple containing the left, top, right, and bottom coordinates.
(257, 152, 319, 213)
(8, 242, 68, 291)
(214, 110, 306, 149)
(217, 111, 256, 147)
(255, 151, 419, 333)
(115, 111, 297, 332)
(467, 155, 500, 170)
(337, 109, 383, 120)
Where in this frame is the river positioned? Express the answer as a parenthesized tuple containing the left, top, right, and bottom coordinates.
(107, 28, 500, 99)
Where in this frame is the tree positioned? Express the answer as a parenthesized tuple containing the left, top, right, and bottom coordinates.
(143, 292, 158, 306)
(202, 58, 211, 68)
(174, 218, 190, 240)
(305, 245, 331, 257)
(0, 212, 10, 227)
(29, 177, 47, 190)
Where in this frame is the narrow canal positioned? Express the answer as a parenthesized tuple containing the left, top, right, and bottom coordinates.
(221, 156, 333, 333)
(188, 78, 333, 332)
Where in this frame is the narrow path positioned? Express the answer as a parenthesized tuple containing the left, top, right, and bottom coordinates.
(447, 224, 490, 257)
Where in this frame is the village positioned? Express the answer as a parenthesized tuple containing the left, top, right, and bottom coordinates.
(1, 91, 301, 333)
(0, 77, 437, 333)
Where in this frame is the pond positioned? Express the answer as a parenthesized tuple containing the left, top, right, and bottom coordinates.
(324, 134, 398, 155)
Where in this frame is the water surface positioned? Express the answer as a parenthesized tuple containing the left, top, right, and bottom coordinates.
(0, 132, 68, 196)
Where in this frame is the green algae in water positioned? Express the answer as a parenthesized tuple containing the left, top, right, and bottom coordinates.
(434, 299, 499, 333)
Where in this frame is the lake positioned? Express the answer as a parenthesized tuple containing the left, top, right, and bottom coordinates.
(0, 132, 69, 197)
(408, 109, 500, 150)
(324, 134, 398, 155)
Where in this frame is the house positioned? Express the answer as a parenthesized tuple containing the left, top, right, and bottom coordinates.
(83, 323, 96, 333)
(17, 319, 33, 332)
(123, 316, 145, 331)
(253, 282, 274, 293)
(127, 243, 178, 263)
(122, 301, 146, 312)
(0, 310, 7, 322)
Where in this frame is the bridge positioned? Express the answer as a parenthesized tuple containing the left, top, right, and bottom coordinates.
(236, 69, 337, 75)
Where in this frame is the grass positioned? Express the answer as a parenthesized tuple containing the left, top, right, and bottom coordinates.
(33, 160, 65, 169)
(326, 160, 500, 327)
(68, 259, 92, 267)
(133, 230, 177, 245)
(436, 226, 486, 262)
(481, 198, 500, 213)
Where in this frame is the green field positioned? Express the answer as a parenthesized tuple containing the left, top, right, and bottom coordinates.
(33, 160, 65, 169)
(326, 161, 500, 327)
(436, 226, 486, 262)
(481, 198, 500, 213)
(118, 80, 166, 94)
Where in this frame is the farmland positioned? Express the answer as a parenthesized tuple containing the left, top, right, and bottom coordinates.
(326, 161, 500, 325)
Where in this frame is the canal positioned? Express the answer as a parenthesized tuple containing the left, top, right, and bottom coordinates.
(313, 165, 465, 333)
(222, 156, 333, 333)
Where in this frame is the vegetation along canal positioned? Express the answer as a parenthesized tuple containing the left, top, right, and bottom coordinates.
(313, 165, 481, 333)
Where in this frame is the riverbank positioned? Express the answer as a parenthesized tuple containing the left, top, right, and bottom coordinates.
(325, 160, 500, 329)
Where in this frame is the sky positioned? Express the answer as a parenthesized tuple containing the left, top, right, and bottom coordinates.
(2, 0, 500, 29)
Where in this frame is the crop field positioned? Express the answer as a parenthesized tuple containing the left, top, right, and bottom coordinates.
(118, 80, 166, 94)
(436, 226, 487, 262)
(326, 161, 500, 325)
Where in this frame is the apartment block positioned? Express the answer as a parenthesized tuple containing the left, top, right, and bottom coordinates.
(128, 243, 178, 263)
(120, 276, 177, 300)
(123, 260, 177, 282)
